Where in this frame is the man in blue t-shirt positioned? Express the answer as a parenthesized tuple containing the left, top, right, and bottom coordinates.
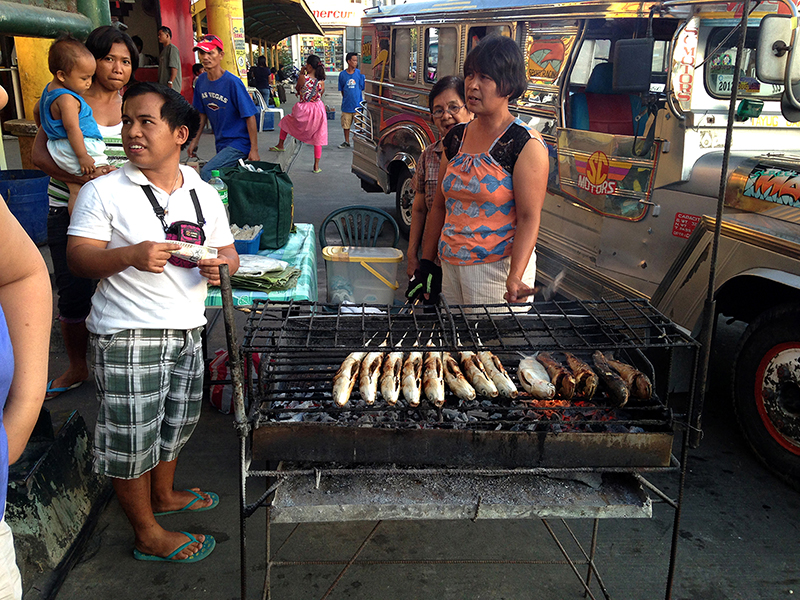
(337, 53, 365, 149)
(187, 34, 260, 180)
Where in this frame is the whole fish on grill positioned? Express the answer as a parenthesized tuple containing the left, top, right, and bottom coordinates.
(443, 352, 476, 401)
(332, 352, 365, 407)
(536, 352, 576, 400)
(517, 355, 556, 400)
(380, 351, 403, 405)
(401, 351, 423, 406)
(422, 350, 446, 407)
(592, 350, 629, 407)
(358, 352, 383, 405)
(564, 352, 599, 399)
(604, 354, 653, 400)
(459, 351, 498, 398)
(477, 351, 518, 398)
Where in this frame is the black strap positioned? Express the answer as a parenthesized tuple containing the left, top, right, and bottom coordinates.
(633, 100, 659, 157)
(140, 185, 206, 232)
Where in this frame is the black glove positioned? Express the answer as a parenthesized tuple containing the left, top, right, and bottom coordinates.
(406, 259, 442, 304)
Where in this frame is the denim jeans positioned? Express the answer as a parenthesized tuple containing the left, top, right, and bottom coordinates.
(200, 145, 248, 181)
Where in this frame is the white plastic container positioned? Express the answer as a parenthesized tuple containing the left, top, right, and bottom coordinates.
(323, 246, 404, 304)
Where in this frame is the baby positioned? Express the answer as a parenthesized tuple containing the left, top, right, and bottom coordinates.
(40, 35, 108, 212)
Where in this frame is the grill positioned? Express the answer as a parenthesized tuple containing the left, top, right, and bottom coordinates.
(241, 298, 695, 469)
(221, 291, 701, 600)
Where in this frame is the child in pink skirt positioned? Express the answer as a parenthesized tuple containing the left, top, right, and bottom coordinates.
(269, 54, 328, 172)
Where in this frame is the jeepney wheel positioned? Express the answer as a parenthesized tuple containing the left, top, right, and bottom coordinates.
(733, 304, 800, 489)
(395, 168, 414, 237)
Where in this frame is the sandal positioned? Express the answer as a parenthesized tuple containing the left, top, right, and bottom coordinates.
(312, 168, 322, 173)
(269, 146, 285, 152)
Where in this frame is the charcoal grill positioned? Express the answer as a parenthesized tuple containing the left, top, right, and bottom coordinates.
(218, 279, 700, 600)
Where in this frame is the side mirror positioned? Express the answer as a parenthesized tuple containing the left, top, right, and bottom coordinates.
(612, 38, 654, 93)
(756, 14, 800, 84)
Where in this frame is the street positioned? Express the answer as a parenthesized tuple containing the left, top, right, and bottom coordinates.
(10, 93, 799, 599)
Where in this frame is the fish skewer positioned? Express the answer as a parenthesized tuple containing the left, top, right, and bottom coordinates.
(592, 350, 630, 407)
(477, 351, 518, 398)
(536, 352, 576, 400)
(401, 350, 423, 406)
(564, 352, 599, 399)
(422, 349, 446, 406)
(517, 355, 556, 400)
(332, 352, 365, 407)
(358, 352, 383, 405)
(380, 351, 403, 405)
(604, 354, 653, 400)
(460, 351, 498, 398)
(443, 352, 476, 401)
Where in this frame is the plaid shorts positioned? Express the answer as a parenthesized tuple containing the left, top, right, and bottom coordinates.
(90, 328, 204, 479)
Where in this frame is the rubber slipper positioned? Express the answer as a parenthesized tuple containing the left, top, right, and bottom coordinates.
(133, 532, 215, 563)
(153, 490, 219, 517)
(312, 168, 322, 173)
(269, 146, 285, 152)
(45, 379, 82, 400)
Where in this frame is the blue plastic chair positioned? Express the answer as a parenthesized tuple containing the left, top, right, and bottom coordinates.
(319, 205, 400, 248)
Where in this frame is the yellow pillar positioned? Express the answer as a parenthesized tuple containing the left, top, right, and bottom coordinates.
(205, 0, 248, 84)
(16, 37, 52, 121)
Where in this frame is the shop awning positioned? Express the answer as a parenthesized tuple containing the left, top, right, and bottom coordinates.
(192, 0, 324, 45)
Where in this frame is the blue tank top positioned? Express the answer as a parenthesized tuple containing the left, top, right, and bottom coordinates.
(0, 304, 14, 520)
(40, 85, 103, 141)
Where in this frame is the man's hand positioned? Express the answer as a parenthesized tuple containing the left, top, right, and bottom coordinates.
(186, 141, 199, 159)
(248, 148, 260, 162)
(198, 255, 235, 286)
(78, 154, 96, 175)
(504, 274, 536, 303)
(129, 241, 180, 273)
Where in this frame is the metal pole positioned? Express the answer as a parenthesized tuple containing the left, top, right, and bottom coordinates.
(690, 0, 750, 448)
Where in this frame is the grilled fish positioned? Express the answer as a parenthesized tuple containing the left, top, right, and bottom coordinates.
(604, 354, 653, 400)
(422, 350, 446, 406)
(592, 350, 629, 407)
(536, 352, 576, 400)
(443, 352, 476, 401)
(332, 352, 365, 407)
(517, 355, 556, 400)
(477, 351, 518, 398)
(380, 351, 403, 405)
(401, 351, 423, 406)
(358, 352, 383, 405)
(564, 352, 599, 399)
(460, 351, 498, 398)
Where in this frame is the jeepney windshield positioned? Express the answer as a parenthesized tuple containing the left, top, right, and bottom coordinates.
(704, 26, 783, 99)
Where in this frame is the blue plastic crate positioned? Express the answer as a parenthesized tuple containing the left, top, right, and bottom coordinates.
(233, 229, 262, 254)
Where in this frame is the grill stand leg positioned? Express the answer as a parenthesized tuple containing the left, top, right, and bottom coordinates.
(585, 519, 600, 598)
(263, 505, 271, 600)
(541, 518, 605, 600)
(319, 521, 383, 600)
(240, 434, 248, 600)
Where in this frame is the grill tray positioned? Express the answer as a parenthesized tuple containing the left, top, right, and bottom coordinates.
(242, 299, 698, 469)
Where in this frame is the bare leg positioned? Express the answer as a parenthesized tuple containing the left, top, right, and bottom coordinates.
(46, 320, 90, 397)
(343, 129, 350, 144)
(113, 471, 206, 560)
(150, 458, 213, 514)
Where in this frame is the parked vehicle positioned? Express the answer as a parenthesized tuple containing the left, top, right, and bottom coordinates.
(352, 0, 800, 487)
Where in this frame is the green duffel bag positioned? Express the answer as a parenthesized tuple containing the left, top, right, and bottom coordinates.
(220, 161, 294, 250)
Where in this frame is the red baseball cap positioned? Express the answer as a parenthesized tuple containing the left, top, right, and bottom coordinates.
(194, 34, 223, 53)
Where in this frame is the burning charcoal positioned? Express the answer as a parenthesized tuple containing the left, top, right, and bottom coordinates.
(629, 426, 645, 433)
(467, 410, 489, 419)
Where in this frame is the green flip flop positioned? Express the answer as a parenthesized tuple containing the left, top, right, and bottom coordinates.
(133, 532, 215, 563)
(153, 490, 219, 517)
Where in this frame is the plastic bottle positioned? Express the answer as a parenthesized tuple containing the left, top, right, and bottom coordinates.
(208, 170, 229, 220)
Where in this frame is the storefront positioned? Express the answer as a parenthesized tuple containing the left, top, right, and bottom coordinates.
(288, 0, 363, 73)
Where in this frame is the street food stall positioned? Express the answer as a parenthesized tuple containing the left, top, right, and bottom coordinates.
(218, 287, 700, 600)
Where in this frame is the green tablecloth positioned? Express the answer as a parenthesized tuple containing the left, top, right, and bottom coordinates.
(205, 223, 318, 306)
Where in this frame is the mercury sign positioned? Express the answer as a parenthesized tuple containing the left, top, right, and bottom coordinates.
(308, 0, 361, 26)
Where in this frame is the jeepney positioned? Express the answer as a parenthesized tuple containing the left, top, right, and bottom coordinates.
(351, 0, 800, 487)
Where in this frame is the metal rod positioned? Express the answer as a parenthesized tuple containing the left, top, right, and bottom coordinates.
(262, 505, 271, 600)
(559, 519, 610, 600)
(319, 521, 382, 600)
(636, 474, 678, 509)
(239, 434, 248, 600)
(541, 519, 599, 600)
(584, 519, 601, 598)
(219, 264, 248, 429)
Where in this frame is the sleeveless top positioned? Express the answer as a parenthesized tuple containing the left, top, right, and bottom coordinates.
(0, 304, 14, 520)
(48, 122, 125, 208)
(40, 85, 103, 141)
(299, 77, 323, 103)
(439, 118, 545, 265)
